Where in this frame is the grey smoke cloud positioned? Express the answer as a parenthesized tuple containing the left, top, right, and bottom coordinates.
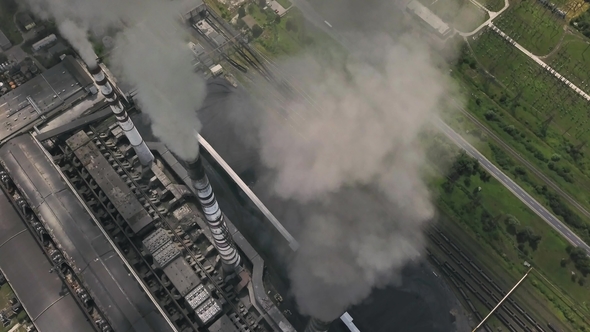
(237, 9, 459, 322)
(22, 0, 206, 160)
(58, 20, 97, 68)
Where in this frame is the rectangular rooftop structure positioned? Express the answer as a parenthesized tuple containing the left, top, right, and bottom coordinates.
(406, 0, 451, 38)
(152, 241, 181, 267)
(185, 284, 209, 310)
(65, 130, 154, 233)
(196, 298, 222, 324)
(0, 60, 90, 141)
(163, 257, 202, 296)
(142, 228, 171, 253)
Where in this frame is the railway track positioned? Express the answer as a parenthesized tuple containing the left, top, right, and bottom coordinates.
(427, 226, 550, 332)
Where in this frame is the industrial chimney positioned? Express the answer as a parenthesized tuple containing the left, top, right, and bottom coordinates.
(304, 318, 331, 332)
(88, 64, 154, 170)
(185, 154, 242, 272)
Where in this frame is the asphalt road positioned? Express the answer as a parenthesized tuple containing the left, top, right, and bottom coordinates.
(434, 118, 590, 252)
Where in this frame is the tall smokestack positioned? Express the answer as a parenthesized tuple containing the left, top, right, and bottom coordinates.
(304, 317, 331, 332)
(185, 154, 242, 272)
(88, 64, 154, 169)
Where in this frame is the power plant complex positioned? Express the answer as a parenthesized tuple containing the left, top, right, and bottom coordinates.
(0, 46, 310, 332)
(0, 1, 361, 332)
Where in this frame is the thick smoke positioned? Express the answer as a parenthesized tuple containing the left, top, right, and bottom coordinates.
(110, 2, 205, 161)
(21, 0, 206, 160)
(237, 5, 460, 321)
(57, 20, 97, 68)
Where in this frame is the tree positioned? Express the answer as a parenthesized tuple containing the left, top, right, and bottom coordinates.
(504, 215, 520, 235)
(579, 277, 586, 286)
(561, 258, 568, 268)
(238, 6, 246, 18)
(275, 14, 281, 24)
(258, 0, 266, 7)
(252, 24, 263, 38)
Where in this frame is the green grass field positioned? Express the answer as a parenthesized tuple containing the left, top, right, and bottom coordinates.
(477, 0, 505, 12)
(425, 131, 590, 329)
(274, 0, 292, 9)
(546, 38, 590, 93)
(459, 30, 590, 213)
(494, 0, 566, 56)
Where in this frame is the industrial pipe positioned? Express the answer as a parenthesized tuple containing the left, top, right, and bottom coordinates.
(185, 154, 242, 272)
(88, 64, 154, 169)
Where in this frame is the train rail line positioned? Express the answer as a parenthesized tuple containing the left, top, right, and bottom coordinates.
(427, 226, 553, 332)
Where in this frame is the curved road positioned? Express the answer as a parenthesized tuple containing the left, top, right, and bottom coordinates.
(288, 0, 590, 254)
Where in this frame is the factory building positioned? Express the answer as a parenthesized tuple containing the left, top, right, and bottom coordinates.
(406, 0, 452, 38)
(32, 34, 57, 52)
(0, 55, 95, 143)
(0, 30, 12, 51)
(0, 55, 297, 332)
(18, 14, 36, 31)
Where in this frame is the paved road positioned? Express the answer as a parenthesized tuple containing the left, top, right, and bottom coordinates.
(435, 118, 590, 252)
(451, 100, 590, 222)
(287, 0, 590, 254)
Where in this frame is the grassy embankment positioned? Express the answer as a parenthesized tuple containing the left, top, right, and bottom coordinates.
(424, 129, 590, 330)
(454, 29, 590, 241)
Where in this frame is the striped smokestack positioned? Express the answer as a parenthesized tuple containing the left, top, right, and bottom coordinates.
(304, 318, 331, 332)
(88, 64, 154, 169)
(185, 155, 242, 272)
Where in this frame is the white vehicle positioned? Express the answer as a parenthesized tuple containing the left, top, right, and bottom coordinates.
(324, 20, 332, 28)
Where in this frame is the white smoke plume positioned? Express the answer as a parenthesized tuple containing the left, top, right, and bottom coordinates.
(57, 20, 97, 68)
(237, 12, 460, 322)
(21, 0, 206, 160)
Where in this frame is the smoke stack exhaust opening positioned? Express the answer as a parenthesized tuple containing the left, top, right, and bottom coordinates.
(87, 63, 155, 170)
(304, 317, 331, 332)
(185, 155, 242, 272)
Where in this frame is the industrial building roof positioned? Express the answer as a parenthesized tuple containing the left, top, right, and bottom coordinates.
(0, 60, 90, 141)
(0, 191, 95, 332)
(62, 55, 94, 87)
(0, 134, 173, 332)
(406, 0, 451, 37)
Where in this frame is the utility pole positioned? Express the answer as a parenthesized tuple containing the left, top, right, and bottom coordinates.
(472, 268, 533, 332)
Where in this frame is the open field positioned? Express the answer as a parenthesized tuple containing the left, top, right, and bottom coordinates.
(424, 131, 590, 329)
(546, 38, 590, 93)
(494, 0, 566, 56)
(458, 30, 590, 218)
(477, 0, 505, 12)
(274, 0, 292, 9)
